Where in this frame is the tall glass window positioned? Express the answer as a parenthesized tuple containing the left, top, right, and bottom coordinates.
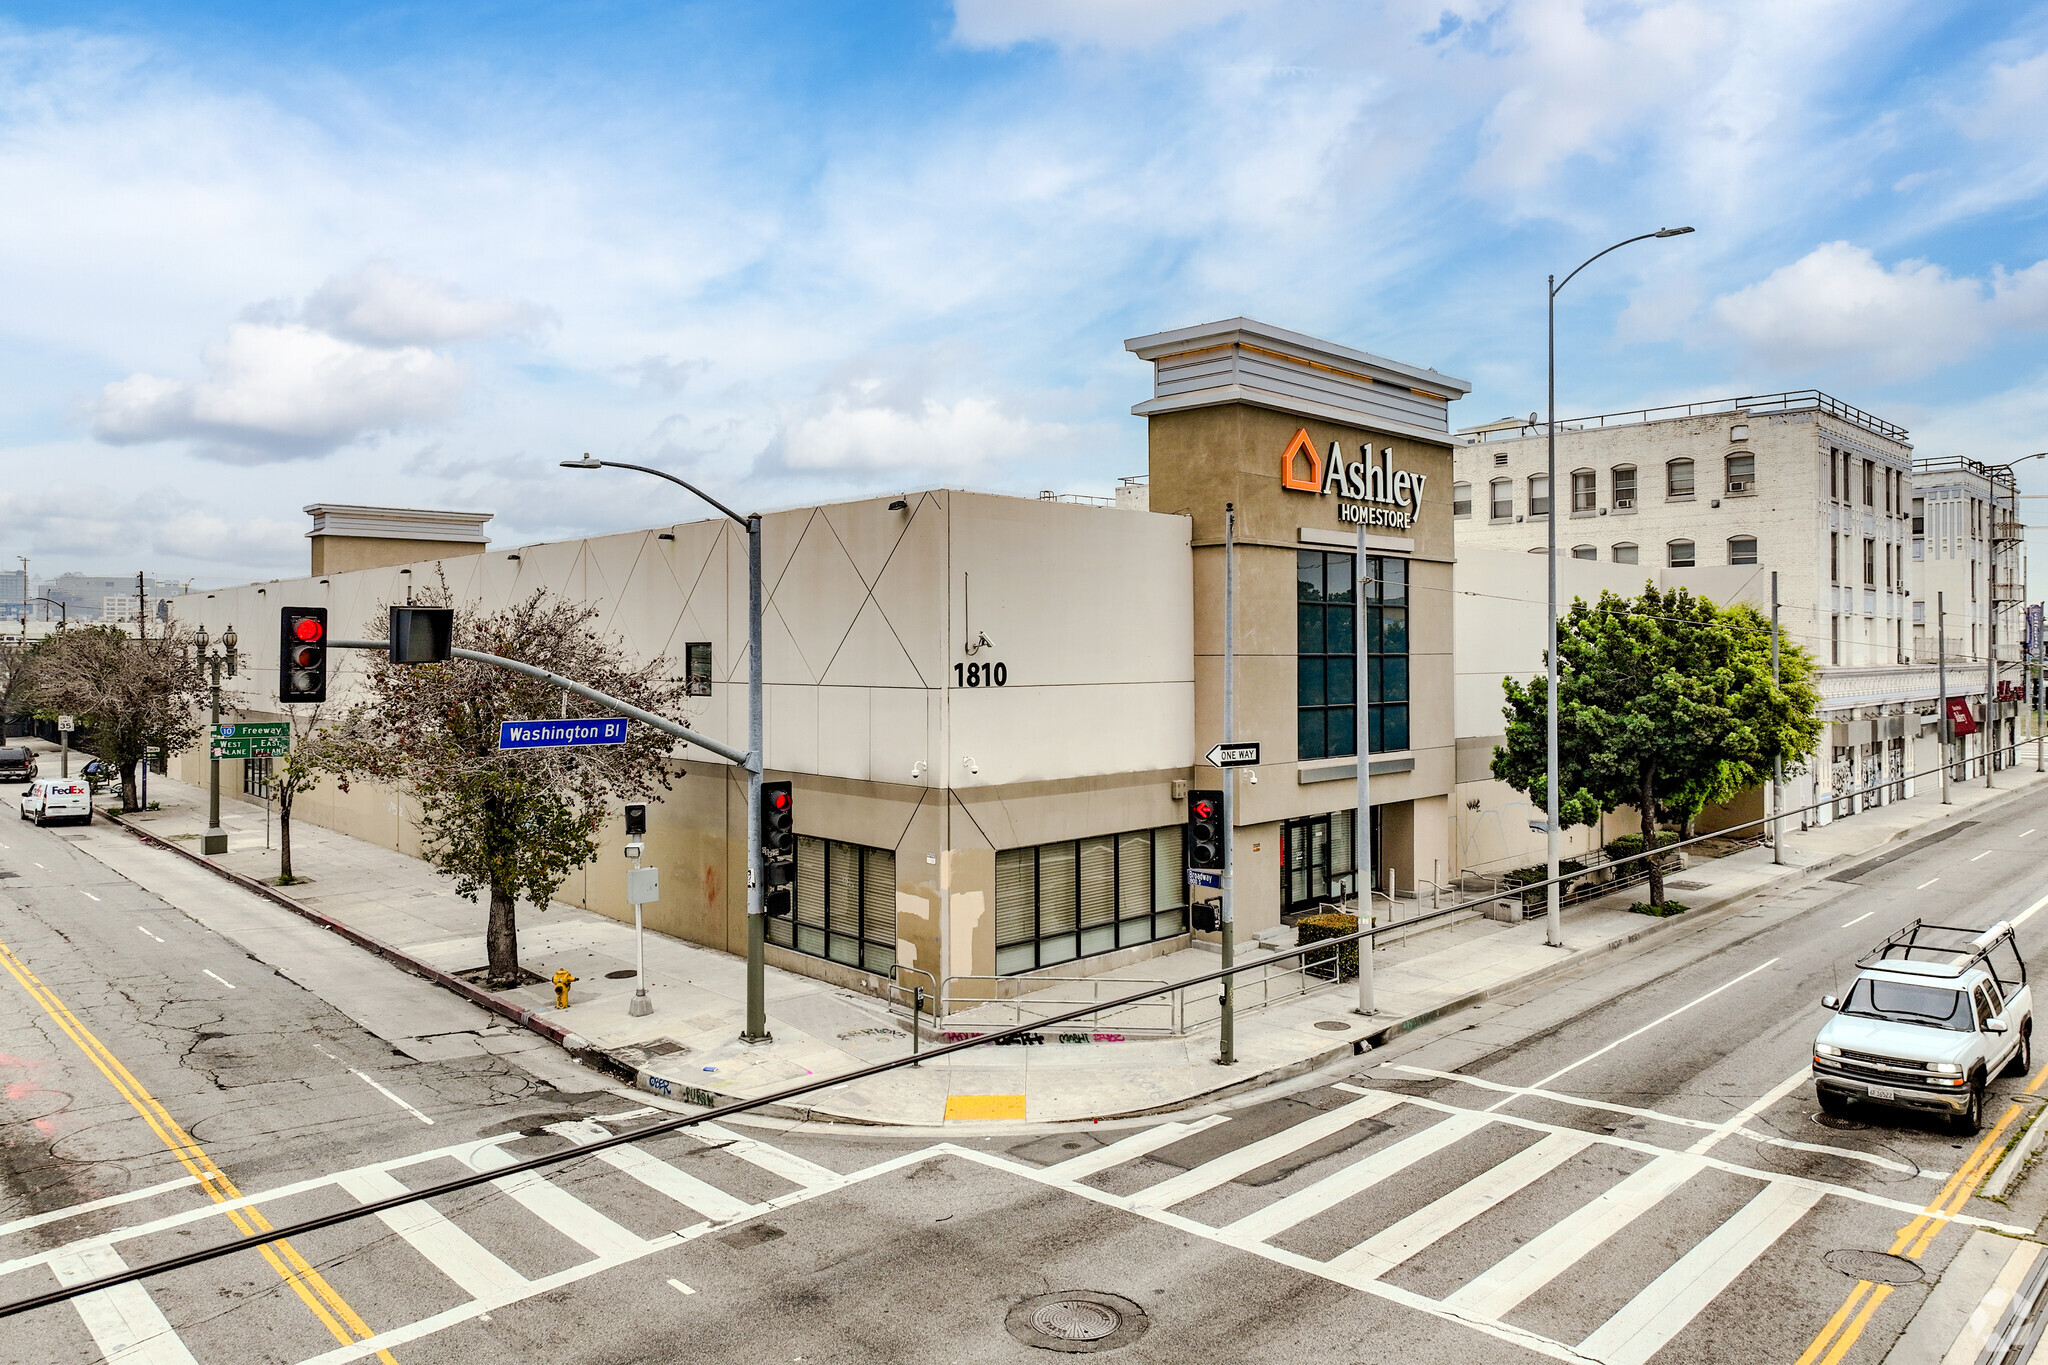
(1571, 469, 1596, 511)
(1282, 809, 1360, 915)
(1298, 550, 1408, 760)
(995, 826, 1187, 974)
(1612, 466, 1637, 507)
(768, 836, 897, 975)
(1529, 475, 1551, 516)
(1490, 479, 1513, 519)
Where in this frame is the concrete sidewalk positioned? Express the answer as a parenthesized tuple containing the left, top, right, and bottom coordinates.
(40, 740, 2048, 1127)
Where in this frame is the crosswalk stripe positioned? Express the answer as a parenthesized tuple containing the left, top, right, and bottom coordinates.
(694, 1122, 842, 1189)
(544, 1119, 758, 1222)
(335, 1168, 528, 1301)
(1129, 1090, 1406, 1212)
(50, 1244, 199, 1365)
(1043, 1115, 1231, 1180)
(1577, 1181, 1823, 1365)
(1441, 1155, 1699, 1319)
(1223, 1109, 1490, 1243)
(1327, 1131, 1596, 1279)
(453, 1149, 652, 1260)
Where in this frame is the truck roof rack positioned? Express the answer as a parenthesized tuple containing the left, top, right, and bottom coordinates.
(1856, 919, 2019, 981)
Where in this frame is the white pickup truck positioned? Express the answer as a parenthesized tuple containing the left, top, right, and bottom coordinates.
(1813, 920, 2032, 1135)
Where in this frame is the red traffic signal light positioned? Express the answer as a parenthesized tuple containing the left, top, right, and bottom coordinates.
(1191, 798, 1216, 821)
(279, 607, 328, 703)
(1188, 788, 1225, 871)
(293, 616, 325, 643)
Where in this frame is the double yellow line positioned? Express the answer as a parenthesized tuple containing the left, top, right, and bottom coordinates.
(0, 935, 397, 1362)
(1795, 1062, 2048, 1365)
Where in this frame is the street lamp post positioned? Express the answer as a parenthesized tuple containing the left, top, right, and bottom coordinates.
(563, 456, 770, 1043)
(1543, 226, 1694, 947)
(193, 623, 238, 856)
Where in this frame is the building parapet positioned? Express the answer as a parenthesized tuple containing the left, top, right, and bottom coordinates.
(1460, 390, 1910, 446)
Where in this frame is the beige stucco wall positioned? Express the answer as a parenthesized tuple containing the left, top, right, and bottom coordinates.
(310, 536, 487, 576)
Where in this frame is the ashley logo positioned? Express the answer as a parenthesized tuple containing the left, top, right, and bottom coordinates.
(1280, 428, 1426, 527)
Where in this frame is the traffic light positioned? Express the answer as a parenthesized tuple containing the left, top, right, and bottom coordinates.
(624, 803, 647, 836)
(279, 607, 328, 703)
(1188, 789, 1225, 871)
(761, 782, 795, 916)
(388, 606, 454, 664)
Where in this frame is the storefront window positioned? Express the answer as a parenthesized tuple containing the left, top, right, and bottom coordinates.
(1298, 549, 1408, 761)
(768, 836, 897, 975)
(1282, 808, 1362, 916)
(995, 826, 1187, 975)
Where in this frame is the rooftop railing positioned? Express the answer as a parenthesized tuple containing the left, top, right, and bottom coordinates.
(1461, 390, 1910, 445)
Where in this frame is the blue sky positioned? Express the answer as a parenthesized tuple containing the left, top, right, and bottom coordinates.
(5, 0, 2047, 586)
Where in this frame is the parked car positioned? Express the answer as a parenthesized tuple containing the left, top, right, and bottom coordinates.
(19, 778, 92, 826)
(1814, 920, 2032, 1134)
(0, 747, 37, 783)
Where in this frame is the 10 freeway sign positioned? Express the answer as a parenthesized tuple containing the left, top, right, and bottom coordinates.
(211, 722, 290, 759)
(1205, 742, 1260, 768)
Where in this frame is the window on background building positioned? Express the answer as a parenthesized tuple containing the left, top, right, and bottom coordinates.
(1282, 809, 1360, 916)
(1729, 536, 1758, 565)
(768, 837, 897, 975)
(994, 827, 1187, 974)
(1913, 601, 1925, 625)
(1829, 448, 1839, 499)
(1842, 451, 1853, 501)
(1612, 543, 1638, 564)
(1612, 465, 1637, 507)
(242, 755, 272, 799)
(1529, 474, 1550, 516)
(1491, 478, 1513, 519)
(1863, 538, 1876, 586)
(1726, 453, 1755, 492)
(1830, 534, 1840, 584)
(685, 642, 713, 697)
(1297, 549, 1355, 763)
(1572, 545, 1596, 560)
(1571, 469, 1596, 511)
(1972, 562, 1978, 601)
(1831, 616, 1841, 665)
(1452, 482, 1472, 517)
(1365, 556, 1410, 755)
(1668, 540, 1696, 567)
(1667, 459, 1695, 498)
(1863, 459, 1875, 506)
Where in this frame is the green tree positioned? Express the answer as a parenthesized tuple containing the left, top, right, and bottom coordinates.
(24, 623, 209, 811)
(271, 698, 340, 885)
(323, 589, 686, 987)
(1491, 585, 1821, 906)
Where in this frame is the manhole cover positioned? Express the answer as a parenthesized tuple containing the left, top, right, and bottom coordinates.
(1824, 1249, 1921, 1285)
(1813, 1110, 1867, 1131)
(604, 969, 638, 980)
(1006, 1292, 1150, 1353)
(1314, 1020, 1354, 1032)
(2014, 1093, 2046, 1106)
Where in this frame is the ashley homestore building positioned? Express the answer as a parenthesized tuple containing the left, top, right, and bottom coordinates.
(173, 319, 1468, 1008)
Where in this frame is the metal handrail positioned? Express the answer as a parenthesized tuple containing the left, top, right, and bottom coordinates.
(939, 972, 1179, 1035)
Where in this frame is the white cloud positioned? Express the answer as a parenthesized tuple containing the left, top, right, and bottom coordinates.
(1709, 242, 2048, 382)
(302, 261, 551, 347)
(950, 0, 1279, 49)
(775, 381, 1069, 472)
(91, 321, 469, 462)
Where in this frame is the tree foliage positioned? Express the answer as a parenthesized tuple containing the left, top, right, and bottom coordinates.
(322, 588, 688, 986)
(1491, 584, 1822, 905)
(272, 698, 340, 885)
(22, 624, 209, 811)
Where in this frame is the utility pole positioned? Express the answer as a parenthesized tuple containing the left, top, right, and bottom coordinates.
(1939, 593, 1951, 804)
(1771, 572, 1784, 865)
(1218, 504, 1236, 1067)
(137, 570, 147, 641)
(15, 556, 25, 641)
(1356, 532, 1376, 1015)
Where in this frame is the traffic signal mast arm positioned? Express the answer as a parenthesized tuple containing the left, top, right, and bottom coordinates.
(326, 638, 755, 769)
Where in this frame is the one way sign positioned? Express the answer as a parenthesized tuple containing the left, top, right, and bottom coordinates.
(1205, 742, 1261, 768)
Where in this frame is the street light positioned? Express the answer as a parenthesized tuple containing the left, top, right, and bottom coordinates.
(1543, 226, 1694, 948)
(193, 623, 238, 855)
(562, 454, 769, 1043)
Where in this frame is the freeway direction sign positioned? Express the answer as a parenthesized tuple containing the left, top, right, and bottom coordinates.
(500, 718, 628, 750)
(211, 722, 291, 759)
(1204, 742, 1261, 768)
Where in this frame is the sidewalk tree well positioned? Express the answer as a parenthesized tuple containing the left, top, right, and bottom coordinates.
(1491, 585, 1822, 907)
(322, 588, 688, 988)
(21, 624, 209, 811)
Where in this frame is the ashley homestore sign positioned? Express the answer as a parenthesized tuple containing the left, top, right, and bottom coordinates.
(1279, 427, 1426, 529)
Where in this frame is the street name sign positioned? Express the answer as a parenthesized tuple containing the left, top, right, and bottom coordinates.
(500, 718, 628, 750)
(1187, 868, 1222, 890)
(211, 722, 291, 759)
(1205, 742, 1261, 768)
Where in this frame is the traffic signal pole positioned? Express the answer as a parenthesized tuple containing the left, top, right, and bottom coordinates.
(1219, 503, 1236, 1068)
(745, 514, 769, 1043)
(1356, 527, 1376, 1015)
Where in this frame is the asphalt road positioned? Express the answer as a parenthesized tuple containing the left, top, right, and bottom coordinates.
(4, 781, 2048, 1364)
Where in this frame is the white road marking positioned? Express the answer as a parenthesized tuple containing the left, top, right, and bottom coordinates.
(1128, 1091, 1405, 1212)
(50, 1242, 198, 1365)
(200, 969, 234, 989)
(1442, 1155, 1700, 1318)
(1575, 1180, 1824, 1365)
(1223, 1109, 1488, 1242)
(1972, 850, 1994, 861)
(1686, 1067, 1813, 1156)
(1043, 1114, 1230, 1180)
(0, 1174, 200, 1240)
(1328, 1132, 1595, 1279)
(668, 1278, 696, 1295)
(335, 1168, 528, 1300)
(694, 1122, 843, 1189)
(2022, 829, 2036, 839)
(1841, 912, 1874, 928)
(136, 925, 164, 943)
(80, 890, 100, 901)
(32, 862, 44, 869)
(1487, 959, 1780, 1111)
(471, 1165, 649, 1260)
(2012, 889, 2048, 928)
(1917, 879, 1940, 890)
(350, 1069, 435, 1125)
(545, 1121, 759, 1223)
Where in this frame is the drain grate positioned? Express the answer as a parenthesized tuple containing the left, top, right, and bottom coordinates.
(1006, 1292, 1150, 1353)
(1824, 1249, 1922, 1285)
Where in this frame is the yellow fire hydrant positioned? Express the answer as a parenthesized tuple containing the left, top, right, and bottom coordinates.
(552, 968, 577, 1010)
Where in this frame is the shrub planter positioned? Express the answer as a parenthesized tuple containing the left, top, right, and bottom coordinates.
(1629, 901, 1689, 918)
(1298, 912, 1360, 980)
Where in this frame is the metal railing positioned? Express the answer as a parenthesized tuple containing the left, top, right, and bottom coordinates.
(936, 972, 1179, 1035)
(1463, 390, 1909, 445)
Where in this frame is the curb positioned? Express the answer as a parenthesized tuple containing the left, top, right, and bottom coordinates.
(97, 808, 632, 1083)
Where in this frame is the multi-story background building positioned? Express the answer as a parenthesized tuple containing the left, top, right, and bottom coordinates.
(40, 573, 189, 622)
(1911, 455, 2028, 771)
